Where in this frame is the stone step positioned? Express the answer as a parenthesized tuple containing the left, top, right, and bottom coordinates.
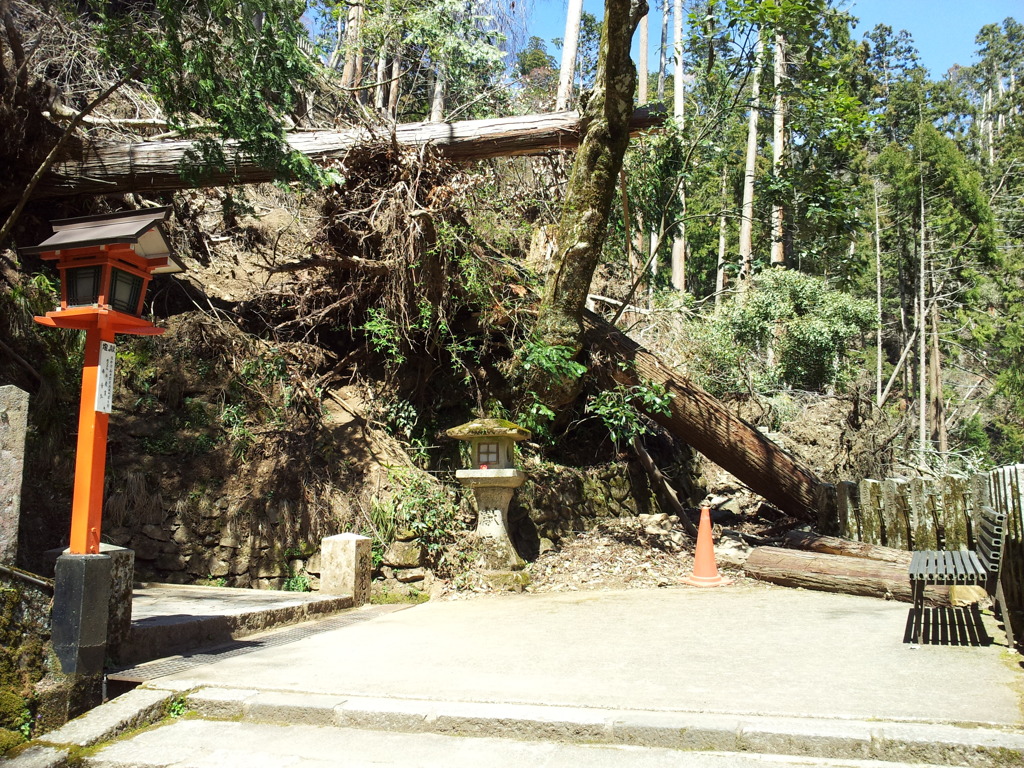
(116, 583, 356, 666)
(78, 719, 976, 768)
(173, 686, 1024, 768)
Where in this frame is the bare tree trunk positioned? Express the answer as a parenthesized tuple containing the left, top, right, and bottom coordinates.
(374, 4, 391, 112)
(388, 53, 402, 118)
(656, 0, 668, 100)
(430, 63, 445, 122)
(669, 0, 687, 293)
(918, 178, 928, 459)
(738, 31, 764, 288)
(928, 279, 947, 455)
(557, 0, 585, 110)
(583, 309, 820, 520)
(530, 0, 646, 410)
(770, 32, 785, 267)
(715, 164, 728, 308)
(328, 12, 345, 69)
(638, 13, 649, 104)
(340, 4, 362, 88)
(874, 181, 883, 407)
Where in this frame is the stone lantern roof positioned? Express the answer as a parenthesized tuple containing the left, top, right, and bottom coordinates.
(445, 418, 531, 441)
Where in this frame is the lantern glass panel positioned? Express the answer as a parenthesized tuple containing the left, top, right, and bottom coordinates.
(109, 268, 143, 314)
(66, 266, 102, 306)
(478, 442, 499, 466)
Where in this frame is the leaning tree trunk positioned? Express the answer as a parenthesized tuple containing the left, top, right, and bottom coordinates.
(529, 0, 647, 410)
(4, 109, 664, 206)
(582, 309, 819, 520)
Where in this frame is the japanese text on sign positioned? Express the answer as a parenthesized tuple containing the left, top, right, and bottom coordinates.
(95, 342, 116, 413)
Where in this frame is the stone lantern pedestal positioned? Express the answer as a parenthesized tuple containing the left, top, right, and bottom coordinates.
(448, 420, 531, 591)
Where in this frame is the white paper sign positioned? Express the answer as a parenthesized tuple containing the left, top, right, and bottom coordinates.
(95, 341, 116, 414)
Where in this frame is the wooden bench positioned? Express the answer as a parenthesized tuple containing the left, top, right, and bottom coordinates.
(908, 505, 1008, 645)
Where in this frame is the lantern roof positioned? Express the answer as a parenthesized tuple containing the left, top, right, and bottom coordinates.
(20, 207, 184, 274)
(446, 418, 531, 441)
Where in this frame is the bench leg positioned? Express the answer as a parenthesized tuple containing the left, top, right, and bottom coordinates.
(994, 577, 1016, 652)
(912, 579, 925, 645)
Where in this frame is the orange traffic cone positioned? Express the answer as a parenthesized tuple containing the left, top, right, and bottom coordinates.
(683, 504, 732, 587)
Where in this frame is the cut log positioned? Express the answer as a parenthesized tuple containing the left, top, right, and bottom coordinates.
(744, 546, 949, 605)
(582, 309, 820, 521)
(781, 530, 913, 566)
(8, 108, 665, 206)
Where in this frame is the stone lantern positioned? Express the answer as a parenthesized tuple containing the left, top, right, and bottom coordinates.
(447, 418, 531, 590)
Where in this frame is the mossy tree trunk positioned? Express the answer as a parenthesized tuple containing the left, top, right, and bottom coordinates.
(529, 0, 647, 410)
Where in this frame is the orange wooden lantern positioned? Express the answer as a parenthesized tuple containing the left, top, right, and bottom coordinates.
(22, 208, 183, 555)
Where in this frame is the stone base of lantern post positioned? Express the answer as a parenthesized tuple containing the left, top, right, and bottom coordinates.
(52, 553, 112, 679)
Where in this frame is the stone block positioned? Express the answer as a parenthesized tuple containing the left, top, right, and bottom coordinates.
(395, 567, 426, 583)
(383, 540, 423, 568)
(880, 478, 910, 550)
(836, 481, 859, 540)
(320, 533, 371, 605)
(0, 385, 29, 564)
(857, 479, 882, 545)
(910, 478, 938, 550)
(44, 544, 133, 665)
(940, 475, 970, 549)
(52, 554, 112, 676)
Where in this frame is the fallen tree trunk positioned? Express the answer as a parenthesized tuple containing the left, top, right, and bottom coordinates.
(744, 546, 949, 605)
(781, 530, 913, 566)
(582, 309, 820, 521)
(7, 108, 664, 206)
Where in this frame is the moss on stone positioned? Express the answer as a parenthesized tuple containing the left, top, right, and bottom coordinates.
(0, 690, 26, 730)
(0, 727, 23, 755)
(446, 419, 530, 440)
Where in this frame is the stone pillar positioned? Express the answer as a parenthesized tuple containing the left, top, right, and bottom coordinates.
(52, 553, 112, 676)
(0, 385, 29, 564)
(320, 533, 371, 606)
(45, 543, 134, 664)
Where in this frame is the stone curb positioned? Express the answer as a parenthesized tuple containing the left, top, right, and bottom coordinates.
(4, 689, 177, 767)
(121, 594, 353, 664)
(184, 686, 1024, 767)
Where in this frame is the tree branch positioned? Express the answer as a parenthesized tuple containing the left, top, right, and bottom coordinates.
(0, 67, 138, 250)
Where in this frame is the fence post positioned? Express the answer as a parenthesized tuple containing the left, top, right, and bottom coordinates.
(858, 479, 883, 545)
(881, 478, 911, 550)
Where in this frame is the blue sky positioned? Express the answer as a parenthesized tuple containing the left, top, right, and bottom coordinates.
(526, 0, 1021, 78)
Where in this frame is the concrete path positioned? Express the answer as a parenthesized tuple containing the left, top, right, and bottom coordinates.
(152, 585, 1021, 725)
(15, 585, 1024, 768)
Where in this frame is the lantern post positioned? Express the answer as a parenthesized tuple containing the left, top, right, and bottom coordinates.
(21, 208, 183, 677)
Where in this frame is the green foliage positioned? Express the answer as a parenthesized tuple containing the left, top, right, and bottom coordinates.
(363, 308, 405, 367)
(517, 338, 588, 440)
(365, 470, 461, 573)
(731, 269, 874, 390)
(588, 379, 673, 450)
(166, 696, 188, 719)
(282, 573, 311, 592)
(94, 0, 323, 185)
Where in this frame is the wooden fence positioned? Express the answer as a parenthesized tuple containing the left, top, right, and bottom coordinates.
(820, 464, 1024, 640)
